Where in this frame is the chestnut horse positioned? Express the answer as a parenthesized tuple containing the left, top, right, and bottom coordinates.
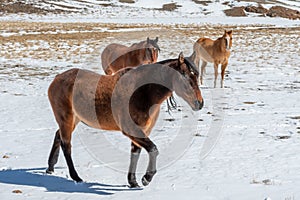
(193, 30, 232, 88)
(46, 52, 203, 188)
(101, 37, 160, 75)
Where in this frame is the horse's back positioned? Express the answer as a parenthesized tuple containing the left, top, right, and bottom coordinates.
(101, 43, 131, 73)
(194, 38, 215, 63)
(48, 69, 102, 107)
(196, 37, 214, 48)
(104, 43, 129, 52)
(102, 43, 129, 60)
(49, 68, 122, 130)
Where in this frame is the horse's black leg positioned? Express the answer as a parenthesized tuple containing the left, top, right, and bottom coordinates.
(132, 137, 159, 186)
(142, 146, 158, 186)
(46, 130, 61, 174)
(128, 142, 141, 188)
(60, 140, 83, 182)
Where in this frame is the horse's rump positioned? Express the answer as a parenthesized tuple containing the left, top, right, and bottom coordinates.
(101, 43, 130, 69)
(101, 38, 160, 75)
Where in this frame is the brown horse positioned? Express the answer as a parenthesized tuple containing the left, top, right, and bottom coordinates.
(46, 52, 203, 188)
(193, 30, 232, 88)
(101, 37, 160, 75)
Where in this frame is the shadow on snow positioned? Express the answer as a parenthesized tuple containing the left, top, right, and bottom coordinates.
(0, 167, 142, 195)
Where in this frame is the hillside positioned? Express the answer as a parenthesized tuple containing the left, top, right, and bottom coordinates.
(0, 0, 300, 24)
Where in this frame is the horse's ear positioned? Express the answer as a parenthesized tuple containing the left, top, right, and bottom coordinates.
(227, 30, 233, 35)
(155, 37, 158, 43)
(147, 37, 150, 43)
(178, 52, 184, 64)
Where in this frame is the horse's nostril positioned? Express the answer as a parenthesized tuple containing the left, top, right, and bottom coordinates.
(194, 100, 204, 110)
(199, 100, 204, 109)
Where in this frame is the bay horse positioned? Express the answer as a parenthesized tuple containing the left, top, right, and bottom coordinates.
(46, 52, 204, 188)
(101, 37, 160, 75)
(193, 30, 232, 88)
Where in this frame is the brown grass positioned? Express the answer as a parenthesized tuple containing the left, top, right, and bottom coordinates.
(0, 21, 299, 63)
(160, 3, 181, 11)
(191, 0, 212, 6)
(119, 0, 135, 3)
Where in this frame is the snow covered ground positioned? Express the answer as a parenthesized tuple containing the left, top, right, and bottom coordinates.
(0, 1, 300, 200)
(1, 0, 300, 25)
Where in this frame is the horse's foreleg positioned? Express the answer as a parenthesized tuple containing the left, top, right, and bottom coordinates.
(127, 142, 141, 188)
(194, 56, 200, 70)
(221, 62, 228, 88)
(135, 137, 158, 186)
(213, 63, 219, 88)
(46, 130, 61, 174)
(60, 124, 82, 182)
(200, 60, 207, 85)
(142, 145, 158, 186)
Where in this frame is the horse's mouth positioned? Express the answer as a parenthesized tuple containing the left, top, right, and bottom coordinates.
(192, 100, 204, 111)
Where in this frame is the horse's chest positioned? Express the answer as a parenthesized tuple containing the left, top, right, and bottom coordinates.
(214, 52, 229, 64)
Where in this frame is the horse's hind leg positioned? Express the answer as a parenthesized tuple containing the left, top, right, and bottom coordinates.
(127, 142, 141, 188)
(59, 122, 83, 182)
(200, 60, 207, 85)
(46, 130, 61, 174)
(213, 63, 219, 88)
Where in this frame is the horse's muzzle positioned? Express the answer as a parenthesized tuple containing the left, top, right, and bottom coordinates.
(193, 100, 204, 111)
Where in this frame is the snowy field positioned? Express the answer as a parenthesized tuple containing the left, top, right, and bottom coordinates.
(0, 1, 300, 200)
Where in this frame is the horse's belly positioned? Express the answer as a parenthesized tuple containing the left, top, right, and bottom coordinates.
(72, 100, 120, 131)
(77, 111, 120, 131)
(198, 50, 214, 63)
(95, 112, 120, 131)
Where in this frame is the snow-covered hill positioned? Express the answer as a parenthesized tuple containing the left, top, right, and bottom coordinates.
(0, 0, 300, 25)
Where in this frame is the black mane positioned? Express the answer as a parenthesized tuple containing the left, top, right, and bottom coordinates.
(184, 57, 199, 75)
(150, 56, 198, 115)
(157, 57, 198, 75)
(157, 58, 177, 65)
(148, 40, 161, 52)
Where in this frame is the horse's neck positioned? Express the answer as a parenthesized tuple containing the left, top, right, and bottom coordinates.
(145, 61, 177, 104)
(126, 43, 146, 58)
(129, 41, 146, 50)
(214, 38, 226, 53)
(146, 84, 172, 105)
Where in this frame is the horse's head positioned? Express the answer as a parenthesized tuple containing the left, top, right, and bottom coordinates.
(222, 30, 233, 51)
(172, 52, 203, 111)
(145, 37, 160, 63)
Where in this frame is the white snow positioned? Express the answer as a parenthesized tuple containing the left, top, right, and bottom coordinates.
(1, 0, 300, 26)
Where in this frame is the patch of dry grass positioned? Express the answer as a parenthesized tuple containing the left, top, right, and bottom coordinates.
(0, 22, 299, 64)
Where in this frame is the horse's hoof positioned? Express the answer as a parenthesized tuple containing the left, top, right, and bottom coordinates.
(141, 171, 156, 186)
(74, 177, 83, 183)
(46, 168, 54, 174)
(129, 182, 140, 188)
(142, 176, 150, 186)
(141, 176, 150, 186)
(71, 174, 83, 183)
